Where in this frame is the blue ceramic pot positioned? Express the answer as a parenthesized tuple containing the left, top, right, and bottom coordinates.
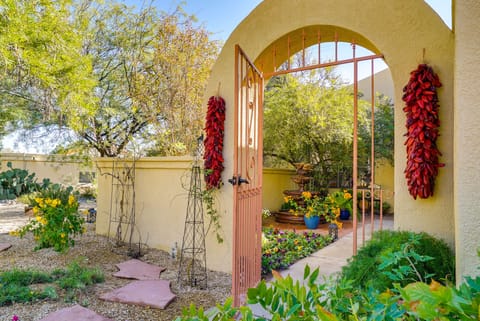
(304, 215, 320, 229)
(340, 208, 350, 220)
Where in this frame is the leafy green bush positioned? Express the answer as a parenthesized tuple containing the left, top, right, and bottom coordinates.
(175, 265, 480, 321)
(12, 184, 85, 252)
(340, 230, 454, 290)
(262, 228, 331, 275)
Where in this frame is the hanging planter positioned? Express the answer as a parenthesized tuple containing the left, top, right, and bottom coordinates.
(204, 96, 226, 189)
(402, 64, 444, 199)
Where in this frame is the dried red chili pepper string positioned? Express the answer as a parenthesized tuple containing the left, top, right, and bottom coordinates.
(204, 96, 225, 189)
(403, 64, 444, 199)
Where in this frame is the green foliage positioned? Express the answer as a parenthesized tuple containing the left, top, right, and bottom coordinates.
(0, 162, 40, 200)
(360, 94, 395, 165)
(202, 187, 223, 243)
(12, 185, 85, 252)
(378, 234, 435, 283)
(341, 230, 455, 291)
(0, 0, 96, 138)
(263, 69, 373, 187)
(67, 1, 220, 157)
(0, 260, 104, 306)
(262, 228, 331, 275)
(175, 263, 480, 321)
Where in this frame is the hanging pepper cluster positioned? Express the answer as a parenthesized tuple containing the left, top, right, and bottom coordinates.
(204, 96, 226, 189)
(402, 64, 444, 199)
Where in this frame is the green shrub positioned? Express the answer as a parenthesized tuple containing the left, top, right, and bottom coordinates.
(175, 265, 480, 321)
(12, 184, 86, 252)
(340, 230, 454, 291)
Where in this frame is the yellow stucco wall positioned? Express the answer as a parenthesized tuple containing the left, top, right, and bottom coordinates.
(0, 153, 94, 186)
(454, 0, 480, 279)
(95, 157, 232, 272)
(263, 168, 296, 211)
(206, 0, 454, 273)
(375, 159, 395, 211)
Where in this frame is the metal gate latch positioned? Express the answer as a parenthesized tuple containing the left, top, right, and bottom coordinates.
(228, 175, 249, 186)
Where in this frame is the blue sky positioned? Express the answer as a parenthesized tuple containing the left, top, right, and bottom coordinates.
(123, 0, 452, 41)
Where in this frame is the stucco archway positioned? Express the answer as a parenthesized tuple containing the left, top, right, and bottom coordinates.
(204, 0, 454, 276)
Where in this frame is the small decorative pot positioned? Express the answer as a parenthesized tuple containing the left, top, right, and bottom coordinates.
(340, 208, 350, 220)
(304, 215, 320, 229)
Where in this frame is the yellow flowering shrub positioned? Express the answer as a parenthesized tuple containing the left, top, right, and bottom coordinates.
(13, 185, 85, 252)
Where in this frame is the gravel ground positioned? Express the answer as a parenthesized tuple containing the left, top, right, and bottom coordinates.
(0, 202, 231, 321)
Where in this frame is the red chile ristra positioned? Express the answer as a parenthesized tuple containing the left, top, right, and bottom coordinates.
(204, 96, 226, 189)
(402, 64, 444, 199)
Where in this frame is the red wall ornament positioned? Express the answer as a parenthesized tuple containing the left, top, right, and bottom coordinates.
(204, 96, 226, 189)
(403, 64, 444, 199)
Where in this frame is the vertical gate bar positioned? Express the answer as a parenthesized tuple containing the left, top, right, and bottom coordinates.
(287, 36, 291, 70)
(245, 66, 250, 182)
(273, 46, 277, 72)
(379, 190, 383, 230)
(362, 189, 366, 245)
(317, 31, 321, 64)
(352, 42, 358, 255)
(302, 29, 306, 67)
(232, 45, 240, 306)
(370, 58, 375, 235)
(335, 32, 338, 62)
(257, 74, 264, 281)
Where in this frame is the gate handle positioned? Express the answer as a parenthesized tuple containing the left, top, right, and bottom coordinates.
(228, 175, 250, 186)
(228, 176, 237, 185)
(238, 177, 249, 185)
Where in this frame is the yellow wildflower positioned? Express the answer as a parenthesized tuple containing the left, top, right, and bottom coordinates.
(273, 247, 279, 253)
(35, 216, 47, 225)
(35, 197, 45, 208)
(297, 246, 303, 251)
(60, 233, 66, 238)
(302, 191, 312, 199)
(344, 192, 352, 200)
(32, 206, 39, 215)
(68, 195, 75, 206)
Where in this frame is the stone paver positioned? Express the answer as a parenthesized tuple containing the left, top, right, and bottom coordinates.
(99, 280, 176, 309)
(39, 305, 115, 321)
(113, 259, 165, 280)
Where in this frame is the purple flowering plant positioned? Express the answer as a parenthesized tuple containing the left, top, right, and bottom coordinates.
(261, 227, 331, 276)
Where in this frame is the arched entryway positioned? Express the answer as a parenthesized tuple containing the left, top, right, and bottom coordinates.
(204, 0, 453, 305)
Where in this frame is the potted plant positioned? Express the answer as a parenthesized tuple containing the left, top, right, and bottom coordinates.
(331, 190, 353, 220)
(301, 192, 323, 229)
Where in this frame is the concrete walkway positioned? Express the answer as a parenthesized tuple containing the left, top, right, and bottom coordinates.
(278, 216, 394, 281)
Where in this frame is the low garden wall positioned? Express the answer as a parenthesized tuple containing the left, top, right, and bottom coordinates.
(0, 153, 94, 186)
